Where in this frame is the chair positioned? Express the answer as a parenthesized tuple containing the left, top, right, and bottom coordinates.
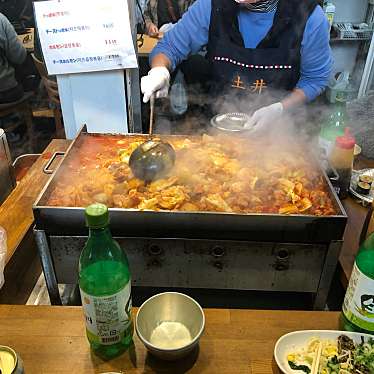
(0, 92, 34, 152)
(31, 53, 64, 138)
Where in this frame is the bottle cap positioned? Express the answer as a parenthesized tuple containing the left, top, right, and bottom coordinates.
(85, 203, 109, 228)
(335, 128, 355, 150)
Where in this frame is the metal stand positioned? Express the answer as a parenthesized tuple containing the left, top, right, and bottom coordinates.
(34, 230, 62, 305)
(313, 240, 343, 310)
(34, 228, 344, 309)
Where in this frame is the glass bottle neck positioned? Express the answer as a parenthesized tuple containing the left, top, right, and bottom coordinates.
(88, 226, 112, 238)
(362, 231, 374, 249)
(335, 100, 346, 107)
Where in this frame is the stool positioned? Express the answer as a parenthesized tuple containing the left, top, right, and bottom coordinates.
(0, 92, 34, 152)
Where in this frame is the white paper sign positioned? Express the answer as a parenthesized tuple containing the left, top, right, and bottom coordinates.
(34, 0, 138, 75)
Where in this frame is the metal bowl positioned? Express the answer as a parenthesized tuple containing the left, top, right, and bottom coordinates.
(136, 292, 205, 360)
(210, 112, 252, 132)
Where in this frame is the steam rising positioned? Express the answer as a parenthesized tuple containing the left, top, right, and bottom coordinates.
(153, 83, 315, 149)
(347, 91, 374, 158)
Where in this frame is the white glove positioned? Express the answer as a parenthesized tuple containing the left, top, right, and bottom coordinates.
(245, 102, 283, 132)
(141, 67, 170, 103)
(159, 22, 175, 33)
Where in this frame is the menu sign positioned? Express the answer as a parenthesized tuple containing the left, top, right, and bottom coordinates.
(34, 0, 138, 75)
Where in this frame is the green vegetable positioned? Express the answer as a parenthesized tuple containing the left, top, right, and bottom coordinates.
(288, 361, 311, 373)
(326, 356, 340, 373)
(327, 355, 340, 372)
(353, 338, 374, 374)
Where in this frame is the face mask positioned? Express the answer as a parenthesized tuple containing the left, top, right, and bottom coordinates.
(234, 0, 279, 12)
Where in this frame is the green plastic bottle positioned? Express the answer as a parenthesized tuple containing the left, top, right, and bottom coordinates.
(79, 203, 133, 359)
(341, 232, 374, 334)
(319, 96, 347, 155)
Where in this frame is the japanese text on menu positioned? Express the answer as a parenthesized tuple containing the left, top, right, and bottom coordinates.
(34, 0, 137, 75)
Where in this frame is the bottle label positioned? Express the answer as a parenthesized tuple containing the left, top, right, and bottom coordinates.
(318, 136, 333, 158)
(343, 263, 374, 331)
(326, 12, 334, 26)
(80, 283, 132, 345)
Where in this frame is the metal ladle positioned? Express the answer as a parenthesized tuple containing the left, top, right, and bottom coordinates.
(129, 95, 176, 182)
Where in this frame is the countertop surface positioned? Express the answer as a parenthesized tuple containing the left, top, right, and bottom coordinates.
(0, 139, 71, 265)
(0, 304, 342, 374)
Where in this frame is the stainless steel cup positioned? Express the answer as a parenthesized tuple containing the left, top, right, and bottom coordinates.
(136, 292, 205, 360)
(0, 345, 24, 374)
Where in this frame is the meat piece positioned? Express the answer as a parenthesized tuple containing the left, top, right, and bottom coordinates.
(138, 198, 158, 210)
(180, 202, 199, 211)
(278, 204, 299, 215)
(202, 194, 232, 212)
(297, 197, 312, 212)
(279, 178, 295, 192)
(93, 193, 108, 204)
(149, 176, 178, 192)
(157, 186, 188, 210)
(127, 178, 144, 189)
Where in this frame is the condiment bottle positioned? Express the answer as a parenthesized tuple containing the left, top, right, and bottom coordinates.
(329, 128, 355, 199)
(341, 218, 374, 334)
(79, 203, 133, 359)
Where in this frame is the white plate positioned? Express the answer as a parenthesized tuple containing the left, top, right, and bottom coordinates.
(274, 330, 374, 374)
(350, 168, 374, 204)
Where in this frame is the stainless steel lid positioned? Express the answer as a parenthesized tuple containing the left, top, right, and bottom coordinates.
(210, 112, 252, 132)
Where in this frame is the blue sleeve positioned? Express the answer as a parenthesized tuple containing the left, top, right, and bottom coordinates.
(296, 6, 333, 102)
(150, 0, 211, 70)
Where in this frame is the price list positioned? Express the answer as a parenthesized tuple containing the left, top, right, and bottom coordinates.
(34, 0, 137, 75)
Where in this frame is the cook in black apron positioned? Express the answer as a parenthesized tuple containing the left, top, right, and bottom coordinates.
(206, 0, 318, 127)
(141, 0, 323, 134)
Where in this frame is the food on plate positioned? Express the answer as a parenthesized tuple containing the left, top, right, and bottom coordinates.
(287, 334, 374, 373)
(356, 182, 371, 195)
(359, 175, 373, 186)
(46, 134, 336, 215)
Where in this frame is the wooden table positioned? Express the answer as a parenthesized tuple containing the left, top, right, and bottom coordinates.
(339, 156, 374, 288)
(0, 305, 341, 374)
(137, 34, 160, 56)
(0, 140, 70, 303)
(0, 140, 70, 265)
(17, 28, 34, 52)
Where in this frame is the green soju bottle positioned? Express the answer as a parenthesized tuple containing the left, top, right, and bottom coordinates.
(79, 203, 133, 359)
(341, 232, 374, 334)
(319, 95, 347, 155)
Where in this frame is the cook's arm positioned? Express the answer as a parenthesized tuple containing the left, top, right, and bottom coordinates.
(149, 0, 211, 71)
(151, 53, 172, 70)
(281, 88, 307, 110)
(248, 6, 332, 129)
(291, 5, 333, 107)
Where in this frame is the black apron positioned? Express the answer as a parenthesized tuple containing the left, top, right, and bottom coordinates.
(206, 0, 318, 114)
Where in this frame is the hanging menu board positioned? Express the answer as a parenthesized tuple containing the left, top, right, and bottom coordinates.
(34, 0, 138, 75)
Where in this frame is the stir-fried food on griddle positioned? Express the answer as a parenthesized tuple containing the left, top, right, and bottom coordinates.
(46, 134, 336, 215)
